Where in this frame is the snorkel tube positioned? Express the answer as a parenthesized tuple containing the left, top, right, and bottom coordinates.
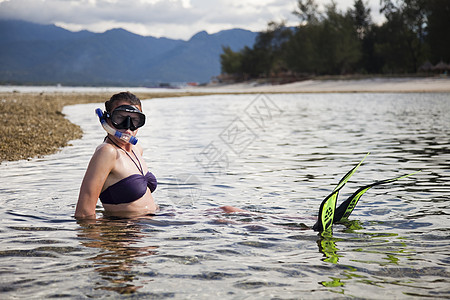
(95, 108, 138, 145)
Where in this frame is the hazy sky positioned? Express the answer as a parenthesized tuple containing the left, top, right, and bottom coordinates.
(0, 0, 384, 40)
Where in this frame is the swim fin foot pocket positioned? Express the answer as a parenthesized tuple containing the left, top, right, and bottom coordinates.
(312, 153, 418, 233)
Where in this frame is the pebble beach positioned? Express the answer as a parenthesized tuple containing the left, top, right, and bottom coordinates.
(0, 91, 206, 162)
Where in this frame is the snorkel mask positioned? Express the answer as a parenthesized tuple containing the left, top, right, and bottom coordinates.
(105, 105, 146, 131)
(95, 108, 140, 145)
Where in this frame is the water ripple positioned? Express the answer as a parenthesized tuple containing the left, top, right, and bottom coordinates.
(0, 93, 449, 299)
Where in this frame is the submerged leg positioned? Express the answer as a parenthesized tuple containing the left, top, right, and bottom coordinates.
(219, 206, 246, 213)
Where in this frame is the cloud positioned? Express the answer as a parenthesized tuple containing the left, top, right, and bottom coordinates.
(0, 0, 200, 24)
(0, 0, 382, 39)
(0, 0, 299, 38)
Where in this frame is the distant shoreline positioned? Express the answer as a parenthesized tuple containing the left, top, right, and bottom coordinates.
(1, 77, 449, 163)
(2, 76, 450, 94)
(197, 76, 450, 94)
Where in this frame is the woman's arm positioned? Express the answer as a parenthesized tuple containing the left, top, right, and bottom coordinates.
(75, 145, 117, 219)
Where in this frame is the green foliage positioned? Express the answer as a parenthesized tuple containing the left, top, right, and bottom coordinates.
(426, 0, 450, 63)
(220, 0, 449, 80)
(293, 0, 322, 25)
(377, 0, 428, 72)
(349, 0, 372, 39)
(220, 46, 243, 75)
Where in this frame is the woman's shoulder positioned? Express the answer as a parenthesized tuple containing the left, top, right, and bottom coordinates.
(93, 142, 120, 160)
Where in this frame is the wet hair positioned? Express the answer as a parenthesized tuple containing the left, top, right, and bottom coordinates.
(105, 92, 142, 112)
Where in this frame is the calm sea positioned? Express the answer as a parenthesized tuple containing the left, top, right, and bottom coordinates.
(0, 93, 449, 299)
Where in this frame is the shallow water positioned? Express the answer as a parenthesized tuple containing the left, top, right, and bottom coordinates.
(0, 93, 449, 299)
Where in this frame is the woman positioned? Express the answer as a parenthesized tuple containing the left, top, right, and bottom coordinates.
(75, 92, 242, 220)
(75, 92, 158, 219)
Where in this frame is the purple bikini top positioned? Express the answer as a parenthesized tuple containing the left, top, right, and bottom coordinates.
(99, 171, 157, 205)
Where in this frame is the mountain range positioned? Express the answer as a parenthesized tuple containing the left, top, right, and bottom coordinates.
(0, 20, 257, 85)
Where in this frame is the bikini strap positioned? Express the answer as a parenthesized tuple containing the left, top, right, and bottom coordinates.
(107, 136, 144, 175)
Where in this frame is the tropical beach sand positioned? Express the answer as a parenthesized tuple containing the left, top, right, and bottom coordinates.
(198, 76, 450, 93)
(1, 77, 449, 162)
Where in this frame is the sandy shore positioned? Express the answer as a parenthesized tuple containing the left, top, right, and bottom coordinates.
(1, 77, 449, 163)
(196, 77, 450, 93)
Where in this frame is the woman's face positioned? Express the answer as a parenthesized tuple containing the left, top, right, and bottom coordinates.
(108, 101, 144, 136)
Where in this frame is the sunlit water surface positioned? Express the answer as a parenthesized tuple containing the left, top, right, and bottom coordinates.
(0, 93, 449, 299)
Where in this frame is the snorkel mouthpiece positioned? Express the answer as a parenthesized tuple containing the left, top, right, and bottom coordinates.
(95, 108, 138, 145)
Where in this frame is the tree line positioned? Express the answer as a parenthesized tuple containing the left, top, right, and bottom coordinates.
(220, 0, 450, 82)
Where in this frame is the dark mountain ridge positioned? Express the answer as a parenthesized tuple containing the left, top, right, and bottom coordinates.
(0, 20, 257, 85)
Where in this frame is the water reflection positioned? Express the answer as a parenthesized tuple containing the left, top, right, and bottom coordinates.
(77, 218, 158, 294)
(315, 218, 450, 296)
(317, 234, 341, 264)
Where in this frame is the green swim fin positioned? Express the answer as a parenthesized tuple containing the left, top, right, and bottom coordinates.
(312, 187, 338, 232)
(313, 154, 369, 232)
(334, 171, 419, 223)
